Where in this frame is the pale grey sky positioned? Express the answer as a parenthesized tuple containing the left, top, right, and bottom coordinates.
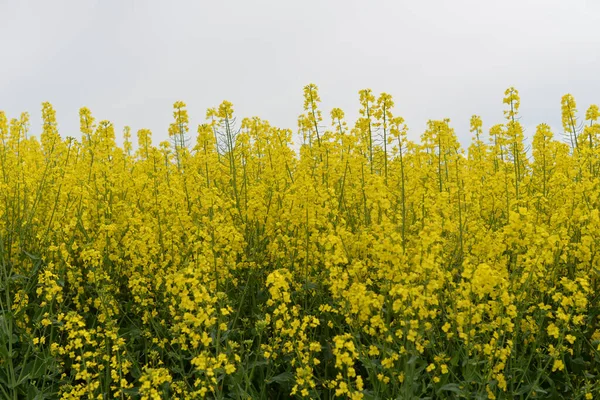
(1, 0, 599, 147)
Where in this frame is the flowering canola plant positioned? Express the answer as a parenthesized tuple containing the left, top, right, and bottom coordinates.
(0, 86, 599, 399)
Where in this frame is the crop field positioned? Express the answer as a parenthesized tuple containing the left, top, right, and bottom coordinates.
(0, 85, 599, 399)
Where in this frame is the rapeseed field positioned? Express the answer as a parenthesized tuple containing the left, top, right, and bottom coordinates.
(0, 85, 599, 399)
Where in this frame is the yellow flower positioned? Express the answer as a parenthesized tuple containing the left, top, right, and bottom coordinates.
(547, 323, 560, 339)
(552, 359, 565, 372)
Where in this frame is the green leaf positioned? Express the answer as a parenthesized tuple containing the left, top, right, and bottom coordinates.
(266, 371, 293, 385)
(532, 385, 548, 394)
(22, 250, 41, 261)
(122, 387, 140, 397)
(438, 383, 464, 395)
(19, 356, 49, 382)
(248, 359, 268, 369)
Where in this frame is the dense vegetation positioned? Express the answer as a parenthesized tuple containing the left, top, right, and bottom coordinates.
(1, 86, 599, 399)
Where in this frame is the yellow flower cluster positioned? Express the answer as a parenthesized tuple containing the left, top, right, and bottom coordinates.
(1, 85, 599, 399)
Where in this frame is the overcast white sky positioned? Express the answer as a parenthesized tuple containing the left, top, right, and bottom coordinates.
(1, 0, 599, 148)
